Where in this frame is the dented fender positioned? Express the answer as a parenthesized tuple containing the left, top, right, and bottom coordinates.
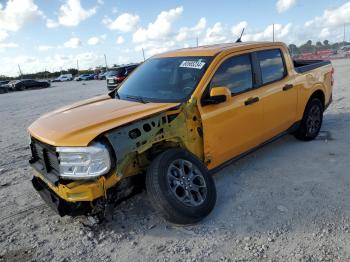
(104, 100, 204, 179)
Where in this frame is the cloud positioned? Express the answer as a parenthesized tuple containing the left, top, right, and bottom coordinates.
(319, 28, 330, 39)
(276, 0, 297, 13)
(105, 13, 140, 32)
(243, 23, 293, 42)
(175, 17, 206, 42)
(116, 36, 125, 44)
(47, 0, 97, 28)
(63, 37, 82, 48)
(46, 19, 59, 28)
(134, 40, 176, 58)
(0, 0, 42, 32)
(87, 35, 106, 45)
(202, 22, 229, 44)
(305, 2, 350, 28)
(1, 52, 107, 76)
(0, 42, 18, 49)
(0, 29, 9, 41)
(231, 21, 248, 37)
(88, 36, 100, 45)
(47, 52, 105, 71)
(133, 6, 183, 43)
(38, 45, 53, 51)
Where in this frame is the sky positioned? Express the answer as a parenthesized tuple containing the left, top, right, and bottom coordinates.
(0, 0, 350, 76)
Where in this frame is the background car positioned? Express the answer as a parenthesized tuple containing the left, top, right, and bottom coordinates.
(11, 79, 50, 91)
(0, 80, 10, 93)
(106, 64, 139, 90)
(74, 74, 94, 81)
(0, 80, 10, 85)
(98, 72, 107, 80)
(52, 74, 73, 82)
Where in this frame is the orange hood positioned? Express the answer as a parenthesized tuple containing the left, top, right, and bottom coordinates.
(28, 95, 179, 146)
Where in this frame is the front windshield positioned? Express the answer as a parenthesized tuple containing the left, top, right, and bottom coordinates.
(117, 56, 212, 103)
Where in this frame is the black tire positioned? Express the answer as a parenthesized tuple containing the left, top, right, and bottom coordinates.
(17, 85, 25, 91)
(146, 148, 216, 225)
(294, 98, 323, 141)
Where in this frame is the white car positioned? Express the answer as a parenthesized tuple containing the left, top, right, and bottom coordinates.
(53, 74, 73, 82)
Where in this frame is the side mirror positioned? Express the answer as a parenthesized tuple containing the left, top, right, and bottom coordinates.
(202, 86, 231, 106)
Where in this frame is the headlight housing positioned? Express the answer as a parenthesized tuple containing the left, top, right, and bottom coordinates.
(57, 142, 111, 180)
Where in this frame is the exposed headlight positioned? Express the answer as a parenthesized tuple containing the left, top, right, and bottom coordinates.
(57, 142, 111, 180)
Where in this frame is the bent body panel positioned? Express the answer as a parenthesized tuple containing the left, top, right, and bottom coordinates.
(28, 95, 179, 147)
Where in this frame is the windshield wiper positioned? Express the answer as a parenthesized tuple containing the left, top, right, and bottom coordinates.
(125, 95, 148, 104)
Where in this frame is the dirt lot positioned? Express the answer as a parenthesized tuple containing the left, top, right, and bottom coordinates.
(0, 60, 350, 262)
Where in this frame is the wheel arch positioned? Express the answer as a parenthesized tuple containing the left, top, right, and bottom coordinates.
(309, 89, 325, 109)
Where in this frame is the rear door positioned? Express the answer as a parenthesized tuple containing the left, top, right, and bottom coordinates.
(25, 80, 34, 88)
(255, 49, 297, 140)
(200, 53, 264, 169)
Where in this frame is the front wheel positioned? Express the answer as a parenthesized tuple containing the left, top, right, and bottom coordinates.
(146, 148, 216, 225)
(294, 98, 323, 141)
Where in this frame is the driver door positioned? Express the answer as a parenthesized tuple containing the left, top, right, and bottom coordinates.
(200, 53, 264, 169)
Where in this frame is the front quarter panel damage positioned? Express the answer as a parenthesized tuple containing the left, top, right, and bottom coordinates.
(104, 101, 204, 179)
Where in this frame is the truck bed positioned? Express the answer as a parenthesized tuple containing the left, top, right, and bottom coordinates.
(293, 60, 331, 74)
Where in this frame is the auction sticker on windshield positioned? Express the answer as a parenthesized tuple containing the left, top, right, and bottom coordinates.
(179, 60, 206, 70)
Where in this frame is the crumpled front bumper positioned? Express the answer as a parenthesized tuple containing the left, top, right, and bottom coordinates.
(31, 169, 121, 216)
(32, 176, 93, 216)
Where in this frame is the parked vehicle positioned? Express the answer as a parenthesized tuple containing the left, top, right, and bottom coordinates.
(0, 80, 10, 93)
(74, 74, 94, 81)
(28, 42, 333, 224)
(106, 64, 139, 90)
(98, 72, 107, 80)
(52, 74, 73, 82)
(0, 86, 8, 94)
(12, 79, 50, 91)
(0, 80, 10, 85)
(3, 80, 16, 90)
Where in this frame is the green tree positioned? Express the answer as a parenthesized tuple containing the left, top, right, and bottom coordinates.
(67, 68, 78, 76)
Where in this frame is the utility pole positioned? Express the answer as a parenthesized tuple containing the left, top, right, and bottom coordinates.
(77, 59, 79, 74)
(18, 64, 23, 79)
(344, 23, 346, 45)
(273, 23, 275, 42)
(142, 48, 145, 62)
(196, 36, 199, 47)
(104, 54, 108, 70)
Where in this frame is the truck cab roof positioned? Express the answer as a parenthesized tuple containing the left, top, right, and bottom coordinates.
(154, 41, 286, 58)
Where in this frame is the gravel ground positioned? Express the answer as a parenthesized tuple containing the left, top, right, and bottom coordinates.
(0, 60, 350, 262)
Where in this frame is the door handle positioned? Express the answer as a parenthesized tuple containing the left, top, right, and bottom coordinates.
(283, 84, 294, 91)
(245, 97, 259, 106)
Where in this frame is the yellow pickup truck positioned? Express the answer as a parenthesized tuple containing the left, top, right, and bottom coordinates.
(28, 42, 333, 224)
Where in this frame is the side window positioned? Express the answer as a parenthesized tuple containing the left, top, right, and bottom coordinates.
(257, 49, 286, 84)
(210, 54, 253, 94)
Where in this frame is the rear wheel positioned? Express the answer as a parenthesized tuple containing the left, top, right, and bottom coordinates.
(294, 98, 323, 141)
(146, 148, 216, 225)
(17, 85, 25, 91)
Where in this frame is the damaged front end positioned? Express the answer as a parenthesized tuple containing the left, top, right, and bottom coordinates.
(29, 100, 204, 218)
